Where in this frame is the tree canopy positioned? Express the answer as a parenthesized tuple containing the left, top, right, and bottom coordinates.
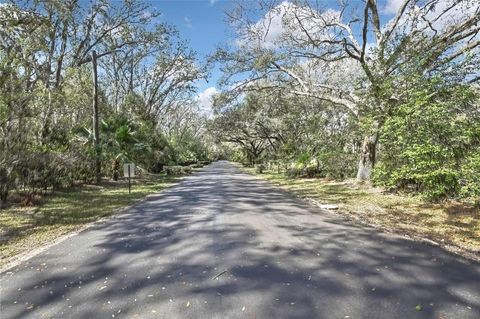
(210, 0, 480, 201)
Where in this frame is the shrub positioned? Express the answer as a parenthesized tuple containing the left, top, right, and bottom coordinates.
(182, 166, 193, 174)
(164, 166, 194, 176)
(189, 163, 204, 168)
(317, 152, 357, 180)
(459, 152, 480, 199)
(373, 80, 480, 201)
(374, 149, 461, 201)
(150, 162, 164, 173)
(294, 153, 311, 169)
(164, 166, 184, 176)
(304, 166, 318, 178)
(255, 164, 266, 174)
(286, 167, 303, 178)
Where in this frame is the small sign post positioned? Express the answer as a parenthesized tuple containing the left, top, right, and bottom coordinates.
(123, 163, 135, 194)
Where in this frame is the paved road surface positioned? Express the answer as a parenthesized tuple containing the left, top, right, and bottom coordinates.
(1, 161, 479, 318)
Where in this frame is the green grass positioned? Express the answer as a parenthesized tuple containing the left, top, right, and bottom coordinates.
(0, 174, 178, 267)
(243, 166, 479, 254)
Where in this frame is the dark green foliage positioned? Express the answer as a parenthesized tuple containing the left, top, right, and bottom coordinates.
(280, 151, 356, 179)
(317, 152, 358, 180)
(459, 152, 480, 201)
(286, 167, 303, 178)
(183, 166, 193, 174)
(164, 166, 192, 176)
(255, 164, 266, 174)
(373, 79, 480, 200)
(164, 166, 183, 176)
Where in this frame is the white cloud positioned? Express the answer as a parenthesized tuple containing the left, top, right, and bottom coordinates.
(142, 10, 152, 19)
(184, 16, 192, 28)
(237, 1, 341, 50)
(423, 0, 478, 31)
(382, 0, 479, 36)
(383, 0, 404, 14)
(209, 0, 218, 6)
(196, 87, 218, 114)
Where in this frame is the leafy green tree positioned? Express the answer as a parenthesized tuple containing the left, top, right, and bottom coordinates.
(0, 4, 47, 204)
(373, 77, 480, 200)
(216, 0, 480, 181)
(0, 0, 210, 205)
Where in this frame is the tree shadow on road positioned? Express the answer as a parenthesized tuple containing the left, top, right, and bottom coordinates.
(2, 162, 480, 319)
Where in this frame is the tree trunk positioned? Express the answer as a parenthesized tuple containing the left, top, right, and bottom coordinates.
(356, 134, 378, 182)
(112, 158, 120, 181)
(0, 167, 10, 206)
(248, 152, 254, 166)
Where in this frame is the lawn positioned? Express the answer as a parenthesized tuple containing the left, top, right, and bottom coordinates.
(0, 174, 178, 268)
(243, 167, 480, 257)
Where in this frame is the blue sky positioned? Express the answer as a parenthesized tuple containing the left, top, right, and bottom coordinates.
(151, 0, 401, 108)
(152, 0, 348, 90)
(149, 0, 234, 94)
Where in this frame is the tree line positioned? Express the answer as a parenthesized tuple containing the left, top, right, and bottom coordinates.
(1, 0, 479, 204)
(210, 0, 480, 201)
(0, 0, 214, 206)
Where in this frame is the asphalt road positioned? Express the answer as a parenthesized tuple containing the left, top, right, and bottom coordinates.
(1, 161, 479, 319)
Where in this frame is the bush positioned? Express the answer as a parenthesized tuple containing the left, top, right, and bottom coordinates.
(182, 166, 193, 174)
(459, 152, 480, 199)
(164, 166, 184, 176)
(286, 154, 315, 178)
(317, 152, 357, 180)
(294, 153, 311, 169)
(150, 162, 164, 173)
(374, 151, 461, 201)
(373, 80, 480, 200)
(255, 164, 266, 174)
(179, 160, 197, 166)
(164, 165, 193, 176)
(286, 167, 303, 178)
(304, 166, 318, 178)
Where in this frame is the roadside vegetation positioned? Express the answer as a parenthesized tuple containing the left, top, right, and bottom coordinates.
(242, 166, 479, 256)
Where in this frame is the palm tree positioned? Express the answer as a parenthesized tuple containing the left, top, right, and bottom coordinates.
(75, 116, 151, 181)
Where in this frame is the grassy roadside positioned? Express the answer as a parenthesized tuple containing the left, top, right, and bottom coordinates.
(241, 165, 479, 256)
(0, 173, 180, 268)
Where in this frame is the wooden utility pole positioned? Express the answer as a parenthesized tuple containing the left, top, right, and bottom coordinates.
(91, 50, 101, 184)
